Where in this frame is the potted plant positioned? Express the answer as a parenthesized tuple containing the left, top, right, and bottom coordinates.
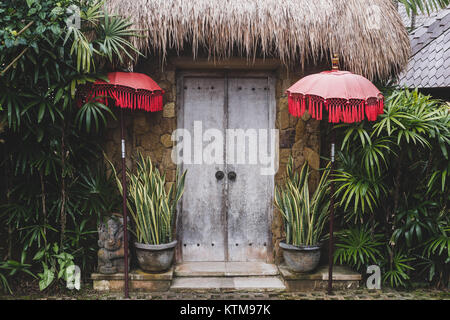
(109, 152, 186, 273)
(274, 156, 330, 273)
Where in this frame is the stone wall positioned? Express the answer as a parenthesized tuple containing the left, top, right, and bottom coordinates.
(273, 67, 321, 263)
(103, 55, 323, 264)
(103, 58, 178, 192)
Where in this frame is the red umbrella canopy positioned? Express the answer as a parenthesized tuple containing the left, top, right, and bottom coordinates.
(86, 72, 164, 112)
(286, 70, 384, 123)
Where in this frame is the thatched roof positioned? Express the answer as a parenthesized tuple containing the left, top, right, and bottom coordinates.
(107, 0, 410, 80)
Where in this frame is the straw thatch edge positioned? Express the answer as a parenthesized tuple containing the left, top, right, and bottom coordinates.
(107, 0, 410, 80)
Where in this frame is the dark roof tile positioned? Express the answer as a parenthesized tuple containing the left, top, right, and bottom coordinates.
(398, 6, 450, 89)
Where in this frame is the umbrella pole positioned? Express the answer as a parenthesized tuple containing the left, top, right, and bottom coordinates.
(327, 127, 336, 294)
(120, 108, 130, 299)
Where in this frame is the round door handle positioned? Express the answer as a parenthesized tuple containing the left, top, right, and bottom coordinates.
(215, 171, 225, 180)
(228, 171, 237, 181)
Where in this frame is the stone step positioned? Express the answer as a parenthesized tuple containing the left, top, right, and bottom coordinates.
(174, 262, 279, 277)
(170, 276, 286, 292)
(278, 264, 362, 291)
(92, 268, 173, 291)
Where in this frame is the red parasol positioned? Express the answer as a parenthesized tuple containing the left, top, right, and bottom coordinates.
(81, 72, 164, 298)
(287, 71, 383, 123)
(286, 56, 383, 293)
(87, 72, 164, 112)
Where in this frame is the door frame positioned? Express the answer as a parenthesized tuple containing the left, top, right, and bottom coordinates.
(175, 70, 277, 263)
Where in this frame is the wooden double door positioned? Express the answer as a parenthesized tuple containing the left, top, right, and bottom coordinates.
(177, 73, 276, 262)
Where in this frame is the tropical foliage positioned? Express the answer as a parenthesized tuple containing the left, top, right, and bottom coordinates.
(333, 88, 449, 288)
(334, 225, 384, 270)
(0, 0, 139, 293)
(398, 0, 450, 15)
(108, 153, 186, 245)
(275, 157, 331, 247)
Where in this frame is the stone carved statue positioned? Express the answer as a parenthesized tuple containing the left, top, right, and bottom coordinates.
(97, 214, 129, 274)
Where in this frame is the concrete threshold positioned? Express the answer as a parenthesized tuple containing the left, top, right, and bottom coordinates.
(174, 262, 279, 277)
(170, 276, 286, 292)
(172, 262, 285, 291)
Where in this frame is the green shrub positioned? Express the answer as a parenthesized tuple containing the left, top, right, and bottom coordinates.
(275, 156, 330, 246)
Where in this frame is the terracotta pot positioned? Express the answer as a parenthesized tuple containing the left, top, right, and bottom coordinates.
(134, 240, 177, 273)
(279, 241, 321, 273)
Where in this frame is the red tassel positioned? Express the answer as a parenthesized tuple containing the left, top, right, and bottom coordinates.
(331, 105, 335, 123)
(117, 91, 122, 107)
(308, 98, 312, 118)
(104, 89, 109, 106)
(359, 102, 363, 121)
(333, 104, 337, 123)
(301, 96, 306, 116)
(360, 102, 364, 121)
(378, 99, 384, 115)
(153, 96, 156, 112)
(313, 100, 316, 119)
(329, 105, 332, 123)
(319, 101, 323, 120)
(312, 98, 317, 119)
(344, 104, 349, 123)
(315, 101, 319, 120)
(329, 105, 334, 123)
(288, 95, 294, 116)
(338, 104, 342, 123)
(319, 102, 325, 120)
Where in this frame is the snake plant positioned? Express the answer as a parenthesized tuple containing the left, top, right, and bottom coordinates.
(274, 156, 331, 247)
(108, 152, 186, 245)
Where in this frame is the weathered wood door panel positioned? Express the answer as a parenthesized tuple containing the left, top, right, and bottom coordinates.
(180, 77, 226, 261)
(179, 74, 274, 262)
(227, 78, 272, 261)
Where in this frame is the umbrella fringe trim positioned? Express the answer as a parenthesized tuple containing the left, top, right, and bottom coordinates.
(288, 94, 383, 123)
(78, 85, 164, 112)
